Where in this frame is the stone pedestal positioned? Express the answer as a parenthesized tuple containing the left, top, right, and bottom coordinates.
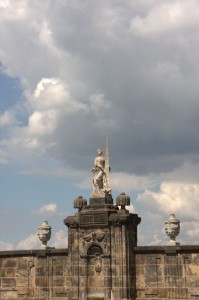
(64, 193, 141, 300)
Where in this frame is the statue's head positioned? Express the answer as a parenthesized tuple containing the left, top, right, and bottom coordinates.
(165, 214, 180, 239)
(97, 149, 103, 156)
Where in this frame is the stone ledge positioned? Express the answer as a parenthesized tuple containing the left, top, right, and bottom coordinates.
(0, 299, 46, 300)
(134, 245, 199, 254)
(0, 288, 17, 291)
(0, 299, 68, 300)
(0, 248, 68, 258)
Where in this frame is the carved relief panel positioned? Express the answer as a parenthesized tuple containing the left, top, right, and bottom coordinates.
(80, 230, 109, 257)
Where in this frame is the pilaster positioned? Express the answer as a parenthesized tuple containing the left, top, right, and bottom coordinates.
(109, 210, 141, 300)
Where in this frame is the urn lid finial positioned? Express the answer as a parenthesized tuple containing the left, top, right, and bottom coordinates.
(74, 195, 87, 211)
(116, 192, 130, 209)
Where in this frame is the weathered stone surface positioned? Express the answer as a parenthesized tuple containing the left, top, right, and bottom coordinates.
(16, 276, 29, 286)
(2, 232, 199, 300)
(135, 247, 199, 300)
(0, 249, 68, 299)
(52, 277, 65, 286)
(2, 277, 16, 287)
(2, 258, 17, 267)
(0, 267, 15, 277)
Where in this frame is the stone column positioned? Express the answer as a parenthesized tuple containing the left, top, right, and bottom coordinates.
(109, 211, 141, 300)
(122, 224, 127, 300)
(111, 222, 123, 299)
(64, 216, 80, 300)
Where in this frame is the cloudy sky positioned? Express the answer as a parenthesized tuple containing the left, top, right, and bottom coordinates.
(0, 0, 199, 250)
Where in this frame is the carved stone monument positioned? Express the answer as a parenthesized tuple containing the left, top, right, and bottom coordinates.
(64, 140, 141, 300)
(165, 213, 180, 246)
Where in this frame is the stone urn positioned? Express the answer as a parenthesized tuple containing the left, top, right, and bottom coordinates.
(165, 213, 180, 245)
(74, 195, 87, 212)
(116, 192, 130, 210)
(38, 220, 52, 249)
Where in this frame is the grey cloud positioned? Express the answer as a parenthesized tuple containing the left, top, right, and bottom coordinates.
(1, 0, 199, 176)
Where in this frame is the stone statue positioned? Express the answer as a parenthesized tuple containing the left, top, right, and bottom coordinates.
(38, 220, 52, 249)
(92, 149, 110, 194)
(165, 213, 180, 245)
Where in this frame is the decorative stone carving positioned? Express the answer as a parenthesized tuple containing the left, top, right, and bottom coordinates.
(112, 217, 122, 227)
(74, 195, 87, 212)
(68, 219, 78, 228)
(116, 192, 130, 209)
(84, 232, 105, 242)
(80, 231, 107, 256)
(165, 213, 180, 245)
(37, 220, 51, 249)
(64, 216, 79, 229)
(95, 256, 102, 272)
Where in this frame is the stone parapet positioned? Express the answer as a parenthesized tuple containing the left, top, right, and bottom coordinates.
(135, 245, 199, 300)
(134, 245, 199, 254)
(0, 249, 69, 299)
(0, 248, 68, 257)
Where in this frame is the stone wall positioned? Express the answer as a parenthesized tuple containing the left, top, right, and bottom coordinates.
(135, 245, 199, 300)
(2, 245, 199, 299)
(0, 249, 68, 300)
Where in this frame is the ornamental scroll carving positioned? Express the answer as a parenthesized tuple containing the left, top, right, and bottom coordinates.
(65, 216, 79, 229)
(95, 256, 102, 272)
(80, 231, 108, 256)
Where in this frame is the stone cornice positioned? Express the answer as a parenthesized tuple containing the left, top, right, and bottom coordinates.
(0, 248, 68, 257)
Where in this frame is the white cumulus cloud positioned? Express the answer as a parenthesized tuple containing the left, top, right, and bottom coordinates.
(27, 77, 87, 137)
(52, 229, 68, 248)
(15, 229, 68, 250)
(34, 203, 57, 215)
(17, 233, 40, 250)
(137, 182, 199, 221)
(0, 110, 18, 127)
(0, 240, 14, 250)
(111, 172, 155, 192)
